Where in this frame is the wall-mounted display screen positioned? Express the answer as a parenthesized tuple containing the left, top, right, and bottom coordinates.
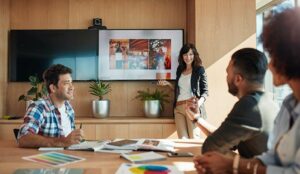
(98, 29, 183, 80)
(9, 30, 98, 82)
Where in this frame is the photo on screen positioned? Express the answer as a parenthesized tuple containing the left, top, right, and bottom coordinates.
(99, 29, 183, 80)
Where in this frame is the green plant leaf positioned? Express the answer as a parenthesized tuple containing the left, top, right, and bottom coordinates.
(134, 88, 169, 111)
(18, 95, 26, 101)
(89, 81, 111, 100)
(18, 75, 48, 102)
(27, 87, 38, 95)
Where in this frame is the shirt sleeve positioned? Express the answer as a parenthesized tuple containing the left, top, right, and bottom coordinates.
(18, 103, 44, 139)
(202, 120, 259, 155)
(202, 95, 262, 154)
(260, 148, 300, 174)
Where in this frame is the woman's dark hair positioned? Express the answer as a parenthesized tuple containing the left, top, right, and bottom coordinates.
(43, 64, 72, 93)
(178, 43, 202, 69)
(262, 7, 300, 79)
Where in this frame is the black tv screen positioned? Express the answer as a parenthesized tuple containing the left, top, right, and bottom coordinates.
(9, 29, 98, 82)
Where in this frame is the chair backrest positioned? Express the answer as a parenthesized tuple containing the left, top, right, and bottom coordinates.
(13, 129, 19, 140)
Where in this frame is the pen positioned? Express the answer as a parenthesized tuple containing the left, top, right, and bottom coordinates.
(79, 123, 85, 142)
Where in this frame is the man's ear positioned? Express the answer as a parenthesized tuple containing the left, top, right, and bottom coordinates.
(49, 84, 56, 93)
(234, 74, 243, 85)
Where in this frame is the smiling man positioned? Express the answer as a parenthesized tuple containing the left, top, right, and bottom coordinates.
(18, 64, 84, 148)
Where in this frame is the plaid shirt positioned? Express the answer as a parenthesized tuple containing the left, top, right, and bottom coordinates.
(18, 96, 75, 139)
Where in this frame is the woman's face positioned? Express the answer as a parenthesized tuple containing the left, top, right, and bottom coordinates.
(183, 49, 194, 65)
(269, 58, 288, 86)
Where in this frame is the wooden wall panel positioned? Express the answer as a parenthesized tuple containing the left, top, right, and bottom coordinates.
(96, 124, 129, 139)
(5, 0, 185, 118)
(69, 0, 186, 29)
(0, 0, 9, 117)
(129, 124, 162, 138)
(10, 0, 69, 29)
(162, 124, 177, 139)
(194, 0, 256, 67)
(75, 123, 97, 140)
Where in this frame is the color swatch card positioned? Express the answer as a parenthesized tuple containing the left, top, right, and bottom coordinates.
(116, 163, 183, 174)
(22, 152, 85, 167)
(14, 168, 84, 174)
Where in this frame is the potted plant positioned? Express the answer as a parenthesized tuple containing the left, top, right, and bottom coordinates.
(134, 88, 169, 118)
(89, 80, 111, 118)
(18, 75, 48, 110)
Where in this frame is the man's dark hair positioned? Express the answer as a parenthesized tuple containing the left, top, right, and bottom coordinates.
(262, 7, 300, 79)
(231, 48, 268, 85)
(43, 64, 72, 93)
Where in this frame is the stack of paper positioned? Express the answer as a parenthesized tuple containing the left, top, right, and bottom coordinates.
(121, 151, 166, 163)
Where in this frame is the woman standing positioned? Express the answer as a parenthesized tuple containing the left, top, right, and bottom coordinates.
(158, 43, 208, 139)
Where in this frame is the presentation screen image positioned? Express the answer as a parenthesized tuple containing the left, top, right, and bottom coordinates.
(99, 30, 183, 80)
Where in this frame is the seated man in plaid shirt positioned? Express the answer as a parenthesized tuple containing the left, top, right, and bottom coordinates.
(18, 64, 84, 148)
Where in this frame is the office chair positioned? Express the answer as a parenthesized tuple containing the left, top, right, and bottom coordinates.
(13, 128, 19, 140)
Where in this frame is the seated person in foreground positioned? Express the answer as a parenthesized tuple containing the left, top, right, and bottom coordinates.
(18, 64, 84, 148)
(186, 48, 279, 158)
(193, 8, 300, 174)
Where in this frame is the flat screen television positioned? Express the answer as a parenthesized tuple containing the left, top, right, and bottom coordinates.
(9, 29, 98, 82)
(98, 29, 183, 80)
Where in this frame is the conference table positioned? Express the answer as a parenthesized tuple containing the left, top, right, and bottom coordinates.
(0, 139, 203, 174)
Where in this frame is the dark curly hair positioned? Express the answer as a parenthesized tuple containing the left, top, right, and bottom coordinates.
(178, 43, 202, 70)
(43, 64, 72, 93)
(262, 7, 300, 79)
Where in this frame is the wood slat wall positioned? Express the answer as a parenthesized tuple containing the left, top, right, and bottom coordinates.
(0, 0, 9, 117)
(5, 0, 185, 117)
(1, 0, 256, 123)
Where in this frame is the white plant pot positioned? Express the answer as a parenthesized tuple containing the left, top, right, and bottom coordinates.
(144, 100, 161, 118)
(92, 100, 110, 118)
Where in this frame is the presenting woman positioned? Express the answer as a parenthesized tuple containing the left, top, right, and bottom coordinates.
(158, 43, 208, 139)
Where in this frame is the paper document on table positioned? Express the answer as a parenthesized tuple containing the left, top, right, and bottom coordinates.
(120, 151, 166, 163)
(22, 152, 85, 167)
(67, 140, 107, 151)
(103, 139, 175, 152)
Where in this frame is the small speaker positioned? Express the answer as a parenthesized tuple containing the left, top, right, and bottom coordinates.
(93, 18, 102, 26)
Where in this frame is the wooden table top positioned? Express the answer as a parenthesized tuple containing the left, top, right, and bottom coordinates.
(0, 139, 203, 174)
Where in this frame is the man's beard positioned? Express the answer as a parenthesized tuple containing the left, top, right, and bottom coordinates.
(228, 80, 238, 96)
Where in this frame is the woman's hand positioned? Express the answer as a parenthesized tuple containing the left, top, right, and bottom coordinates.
(157, 80, 174, 90)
